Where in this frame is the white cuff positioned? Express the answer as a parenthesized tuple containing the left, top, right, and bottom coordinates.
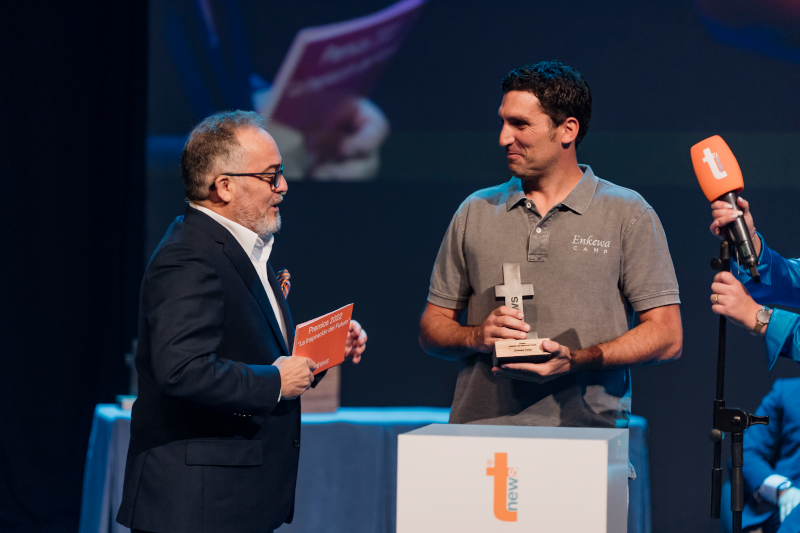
(758, 474, 791, 505)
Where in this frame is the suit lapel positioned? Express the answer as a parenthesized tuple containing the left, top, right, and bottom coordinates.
(223, 239, 290, 355)
(267, 263, 295, 350)
(221, 234, 291, 357)
(183, 206, 291, 356)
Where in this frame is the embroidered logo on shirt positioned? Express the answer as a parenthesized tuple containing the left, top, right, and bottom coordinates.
(572, 235, 611, 254)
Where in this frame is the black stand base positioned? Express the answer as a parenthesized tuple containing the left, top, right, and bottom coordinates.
(710, 401, 767, 532)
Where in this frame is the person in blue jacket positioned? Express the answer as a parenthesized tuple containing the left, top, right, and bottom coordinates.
(739, 378, 800, 533)
(710, 197, 800, 532)
(710, 196, 800, 368)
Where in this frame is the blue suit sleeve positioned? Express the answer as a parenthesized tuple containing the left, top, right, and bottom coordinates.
(743, 380, 785, 494)
(734, 235, 800, 369)
(763, 309, 800, 369)
(144, 243, 281, 418)
(734, 235, 800, 305)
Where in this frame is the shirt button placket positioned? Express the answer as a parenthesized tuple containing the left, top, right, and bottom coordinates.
(526, 203, 545, 261)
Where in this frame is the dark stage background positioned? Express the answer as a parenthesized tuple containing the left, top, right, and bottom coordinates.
(0, 1, 148, 532)
(3, 1, 800, 532)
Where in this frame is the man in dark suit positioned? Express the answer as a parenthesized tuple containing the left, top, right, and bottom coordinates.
(741, 378, 800, 533)
(116, 110, 368, 533)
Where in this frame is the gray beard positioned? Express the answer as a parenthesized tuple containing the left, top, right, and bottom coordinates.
(233, 187, 282, 238)
(252, 210, 281, 237)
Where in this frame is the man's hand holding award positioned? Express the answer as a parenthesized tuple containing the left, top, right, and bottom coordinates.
(486, 263, 569, 384)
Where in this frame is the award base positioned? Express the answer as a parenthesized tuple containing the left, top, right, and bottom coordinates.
(493, 338, 552, 366)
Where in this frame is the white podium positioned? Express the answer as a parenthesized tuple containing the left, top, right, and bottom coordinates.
(397, 424, 628, 533)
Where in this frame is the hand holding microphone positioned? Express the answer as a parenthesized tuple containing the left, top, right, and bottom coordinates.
(709, 271, 763, 333)
(709, 196, 761, 257)
(692, 135, 760, 282)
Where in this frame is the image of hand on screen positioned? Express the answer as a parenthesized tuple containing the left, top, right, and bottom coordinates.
(254, 89, 388, 181)
(153, 0, 420, 181)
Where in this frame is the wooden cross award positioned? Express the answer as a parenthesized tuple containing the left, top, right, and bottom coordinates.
(493, 263, 553, 366)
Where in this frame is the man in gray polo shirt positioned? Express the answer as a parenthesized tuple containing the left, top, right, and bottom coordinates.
(419, 61, 682, 428)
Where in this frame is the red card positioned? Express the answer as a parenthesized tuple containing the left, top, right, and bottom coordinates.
(291, 303, 354, 374)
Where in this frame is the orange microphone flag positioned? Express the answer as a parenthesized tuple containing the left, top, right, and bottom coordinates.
(691, 135, 744, 202)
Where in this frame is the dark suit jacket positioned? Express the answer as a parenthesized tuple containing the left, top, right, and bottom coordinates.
(117, 206, 301, 533)
(743, 378, 800, 532)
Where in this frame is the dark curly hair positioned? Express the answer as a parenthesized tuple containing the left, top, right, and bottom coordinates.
(501, 61, 592, 146)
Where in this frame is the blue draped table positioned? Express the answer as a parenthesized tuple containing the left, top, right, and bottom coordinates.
(79, 405, 651, 532)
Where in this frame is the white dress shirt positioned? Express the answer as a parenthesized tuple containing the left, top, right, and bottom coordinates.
(189, 203, 288, 346)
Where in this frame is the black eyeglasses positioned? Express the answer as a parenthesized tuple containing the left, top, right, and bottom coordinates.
(210, 165, 284, 190)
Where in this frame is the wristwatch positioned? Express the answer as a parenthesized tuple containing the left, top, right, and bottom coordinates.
(778, 479, 794, 501)
(751, 306, 773, 336)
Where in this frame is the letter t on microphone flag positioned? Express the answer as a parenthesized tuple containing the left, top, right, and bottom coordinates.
(691, 135, 744, 202)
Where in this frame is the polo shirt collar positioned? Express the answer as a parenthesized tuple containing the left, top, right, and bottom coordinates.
(504, 164, 599, 215)
(560, 165, 599, 215)
(504, 178, 527, 211)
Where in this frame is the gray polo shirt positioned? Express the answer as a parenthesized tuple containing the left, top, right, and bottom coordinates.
(428, 165, 679, 428)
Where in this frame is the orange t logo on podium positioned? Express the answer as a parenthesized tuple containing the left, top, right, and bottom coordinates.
(486, 452, 518, 522)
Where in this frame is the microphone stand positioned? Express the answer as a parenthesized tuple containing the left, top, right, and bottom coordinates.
(709, 239, 769, 533)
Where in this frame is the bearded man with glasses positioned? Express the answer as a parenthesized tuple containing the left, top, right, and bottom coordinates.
(116, 110, 368, 533)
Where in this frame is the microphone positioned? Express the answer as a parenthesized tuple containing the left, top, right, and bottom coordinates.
(691, 135, 760, 282)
